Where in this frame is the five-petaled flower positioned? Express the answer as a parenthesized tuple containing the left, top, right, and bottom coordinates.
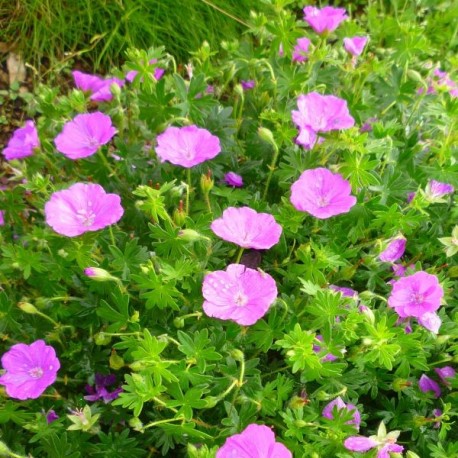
(290, 168, 357, 219)
(155, 125, 221, 168)
(379, 236, 406, 262)
(54, 112, 117, 160)
(3, 120, 40, 160)
(202, 264, 277, 326)
(0, 340, 60, 400)
(45, 183, 124, 237)
(322, 397, 361, 429)
(344, 36, 368, 57)
(303, 6, 348, 34)
(211, 206, 282, 250)
(216, 423, 292, 458)
(73, 70, 125, 102)
(292, 37, 311, 63)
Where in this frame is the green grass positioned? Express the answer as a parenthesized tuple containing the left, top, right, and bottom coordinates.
(0, 0, 256, 73)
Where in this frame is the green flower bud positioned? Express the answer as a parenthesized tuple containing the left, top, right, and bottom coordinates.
(84, 267, 119, 283)
(18, 302, 38, 314)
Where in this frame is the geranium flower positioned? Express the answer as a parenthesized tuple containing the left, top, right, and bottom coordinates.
(202, 264, 277, 326)
(378, 236, 406, 262)
(417, 312, 441, 334)
(210, 207, 282, 250)
(46, 410, 59, 423)
(290, 168, 357, 219)
(125, 59, 165, 83)
(54, 112, 117, 160)
(313, 335, 345, 362)
(241, 80, 255, 90)
(425, 180, 454, 200)
(216, 423, 292, 458)
(322, 397, 361, 429)
(3, 120, 40, 160)
(84, 373, 122, 403)
(224, 172, 243, 187)
(73, 70, 124, 102)
(434, 366, 456, 385)
(292, 37, 311, 63)
(0, 340, 60, 400)
(388, 271, 443, 318)
(303, 6, 347, 34)
(329, 285, 358, 298)
(292, 92, 354, 149)
(343, 36, 368, 56)
(419, 374, 441, 398)
(0, 210, 4, 226)
(155, 125, 221, 168)
(45, 183, 124, 237)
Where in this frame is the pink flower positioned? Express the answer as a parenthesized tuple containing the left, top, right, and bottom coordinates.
(216, 424, 292, 458)
(425, 180, 454, 199)
(210, 207, 282, 250)
(0, 340, 60, 400)
(329, 285, 358, 298)
(379, 237, 406, 262)
(54, 112, 117, 160)
(202, 264, 278, 326)
(241, 80, 255, 90)
(73, 70, 125, 102)
(303, 6, 347, 34)
(224, 172, 243, 187)
(290, 168, 357, 219)
(125, 59, 165, 83)
(0, 210, 4, 226)
(46, 410, 59, 423)
(292, 37, 311, 63)
(388, 271, 443, 318)
(3, 120, 40, 160)
(45, 183, 124, 237)
(155, 125, 221, 168)
(344, 436, 378, 453)
(419, 374, 441, 398)
(322, 397, 361, 429)
(434, 366, 456, 384)
(344, 36, 368, 56)
(417, 312, 441, 333)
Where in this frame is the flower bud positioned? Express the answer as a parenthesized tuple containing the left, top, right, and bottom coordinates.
(109, 350, 125, 370)
(18, 302, 38, 314)
(129, 417, 143, 431)
(84, 267, 118, 283)
(94, 332, 112, 346)
(258, 127, 276, 149)
(173, 317, 185, 328)
(230, 349, 244, 361)
(200, 171, 214, 194)
(178, 229, 210, 242)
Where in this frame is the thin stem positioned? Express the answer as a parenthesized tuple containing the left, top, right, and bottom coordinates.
(235, 247, 245, 264)
(109, 226, 116, 246)
(34, 310, 59, 327)
(204, 192, 212, 214)
(186, 168, 192, 215)
(262, 144, 280, 200)
(142, 416, 184, 431)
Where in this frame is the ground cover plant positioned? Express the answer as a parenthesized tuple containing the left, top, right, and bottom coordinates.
(0, 0, 457, 457)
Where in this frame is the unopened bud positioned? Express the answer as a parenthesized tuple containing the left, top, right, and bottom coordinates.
(173, 317, 185, 328)
(84, 267, 118, 283)
(129, 417, 143, 431)
(109, 349, 125, 370)
(94, 332, 112, 346)
(200, 172, 214, 194)
(230, 349, 244, 361)
(258, 127, 277, 149)
(178, 229, 210, 242)
(18, 302, 38, 314)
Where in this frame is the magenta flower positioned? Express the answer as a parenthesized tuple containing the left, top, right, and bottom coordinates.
(292, 92, 355, 133)
(216, 424, 292, 458)
(417, 312, 441, 334)
(344, 436, 378, 453)
(46, 410, 59, 423)
(155, 125, 221, 168)
(0, 340, 60, 400)
(54, 112, 117, 160)
(290, 168, 357, 219)
(344, 432, 404, 457)
(224, 172, 243, 187)
(419, 374, 441, 398)
(202, 264, 277, 326)
(73, 70, 124, 102)
(434, 366, 456, 385)
(329, 285, 358, 298)
(379, 237, 406, 262)
(45, 183, 124, 237)
(0, 210, 4, 226)
(313, 335, 344, 362)
(241, 80, 255, 91)
(85, 373, 122, 403)
(388, 271, 443, 318)
(211, 207, 282, 250)
(292, 37, 311, 63)
(3, 120, 40, 160)
(303, 6, 347, 34)
(425, 180, 455, 199)
(322, 397, 361, 428)
(125, 59, 165, 83)
(344, 36, 368, 56)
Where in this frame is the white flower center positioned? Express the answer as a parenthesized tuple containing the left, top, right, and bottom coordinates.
(87, 137, 100, 148)
(76, 207, 96, 227)
(317, 196, 329, 207)
(233, 291, 248, 307)
(28, 366, 43, 379)
(411, 292, 425, 304)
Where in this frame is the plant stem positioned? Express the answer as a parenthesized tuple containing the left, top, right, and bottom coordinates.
(235, 247, 245, 264)
(262, 144, 280, 200)
(186, 168, 192, 215)
(142, 416, 184, 431)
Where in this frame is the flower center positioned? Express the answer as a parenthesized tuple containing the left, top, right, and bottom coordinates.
(87, 137, 100, 148)
(28, 366, 43, 379)
(233, 291, 248, 307)
(317, 196, 329, 207)
(411, 292, 425, 304)
(76, 208, 96, 227)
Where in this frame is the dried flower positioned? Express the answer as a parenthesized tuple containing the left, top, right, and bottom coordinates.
(202, 264, 277, 326)
(210, 207, 282, 250)
(216, 423, 292, 458)
(3, 120, 40, 160)
(155, 125, 221, 168)
(388, 271, 443, 318)
(290, 168, 357, 219)
(303, 6, 347, 34)
(45, 183, 124, 237)
(0, 340, 60, 400)
(54, 112, 117, 160)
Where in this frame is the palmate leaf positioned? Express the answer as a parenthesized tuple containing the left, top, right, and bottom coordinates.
(108, 238, 149, 279)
